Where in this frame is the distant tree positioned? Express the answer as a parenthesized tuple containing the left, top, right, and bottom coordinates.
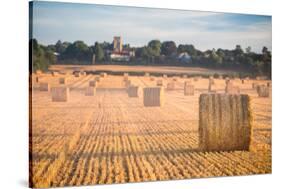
(93, 42, 104, 62)
(148, 40, 161, 57)
(262, 46, 268, 54)
(234, 45, 244, 56)
(30, 38, 55, 72)
(178, 44, 196, 56)
(55, 40, 66, 54)
(62, 40, 92, 63)
(245, 46, 251, 54)
(161, 41, 177, 56)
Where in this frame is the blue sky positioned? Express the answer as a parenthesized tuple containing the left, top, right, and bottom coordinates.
(31, 1, 272, 53)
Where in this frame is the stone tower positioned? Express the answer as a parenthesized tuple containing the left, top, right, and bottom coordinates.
(113, 36, 122, 52)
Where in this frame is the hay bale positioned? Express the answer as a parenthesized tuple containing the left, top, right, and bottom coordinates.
(95, 76, 100, 82)
(127, 85, 140, 97)
(124, 73, 129, 77)
(124, 75, 129, 81)
(145, 72, 150, 77)
(184, 82, 194, 96)
(100, 72, 107, 77)
(157, 80, 163, 86)
(52, 71, 59, 76)
(257, 85, 269, 97)
(35, 70, 42, 75)
(59, 78, 67, 85)
(89, 80, 98, 87)
(208, 83, 216, 93)
(225, 83, 240, 94)
(39, 83, 49, 91)
(199, 94, 252, 151)
(143, 87, 164, 107)
(35, 76, 39, 83)
(163, 74, 168, 79)
(252, 83, 258, 90)
(209, 78, 215, 85)
(167, 82, 175, 90)
(85, 87, 96, 96)
(124, 80, 131, 88)
(74, 72, 80, 77)
(51, 87, 69, 102)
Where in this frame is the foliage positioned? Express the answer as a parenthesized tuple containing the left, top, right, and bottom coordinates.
(31, 38, 272, 78)
(30, 39, 56, 72)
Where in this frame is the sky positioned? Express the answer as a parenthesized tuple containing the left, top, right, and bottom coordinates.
(30, 1, 272, 53)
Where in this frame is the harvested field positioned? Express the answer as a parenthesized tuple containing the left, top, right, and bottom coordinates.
(30, 68, 272, 188)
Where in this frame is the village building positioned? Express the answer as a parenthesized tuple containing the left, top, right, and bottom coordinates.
(110, 36, 135, 62)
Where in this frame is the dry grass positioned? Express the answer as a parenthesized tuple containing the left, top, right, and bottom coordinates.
(30, 70, 272, 188)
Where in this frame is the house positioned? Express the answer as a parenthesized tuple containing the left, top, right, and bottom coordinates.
(178, 52, 191, 63)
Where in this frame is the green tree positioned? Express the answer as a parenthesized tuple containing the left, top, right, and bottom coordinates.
(148, 40, 161, 57)
(161, 41, 177, 56)
(55, 40, 66, 54)
(30, 38, 55, 72)
(62, 40, 92, 63)
(93, 42, 104, 62)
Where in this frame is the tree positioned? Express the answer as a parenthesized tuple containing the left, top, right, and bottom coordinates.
(245, 46, 251, 54)
(178, 44, 196, 56)
(93, 42, 104, 62)
(55, 40, 66, 54)
(62, 40, 92, 63)
(148, 40, 161, 57)
(161, 41, 177, 56)
(234, 45, 243, 55)
(30, 38, 55, 72)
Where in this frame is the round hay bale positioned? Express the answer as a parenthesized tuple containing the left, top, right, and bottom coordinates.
(89, 80, 98, 87)
(157, 80, 163, 86)
(51, 87, 69, 102)
(39, 82, 49, 92)
(257, 85, 269, 97)
(184, 82, 194, 96)
(167, 82, 175, 90)
(199, 93, 252, 151)
(127, 85, 140, 97)
(143, 87, 164, 107)
(85, 87, 96, 96)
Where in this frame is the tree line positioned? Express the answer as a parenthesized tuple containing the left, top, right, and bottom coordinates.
(30, 38, 271, 78)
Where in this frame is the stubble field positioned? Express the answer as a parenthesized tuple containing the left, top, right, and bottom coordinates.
(30, 69, 272, 188)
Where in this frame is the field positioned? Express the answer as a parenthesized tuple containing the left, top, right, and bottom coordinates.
(49, 64, 240, 76)
(30, 66, 272, 188)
